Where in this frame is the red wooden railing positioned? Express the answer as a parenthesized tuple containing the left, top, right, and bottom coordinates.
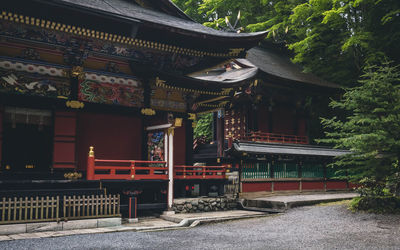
(174, 165, 226, 180)
(239, 131, 308, 144)
(87, 147, 168, 180)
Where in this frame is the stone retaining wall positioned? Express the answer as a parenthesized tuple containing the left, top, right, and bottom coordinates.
(172, 197, 237, 213)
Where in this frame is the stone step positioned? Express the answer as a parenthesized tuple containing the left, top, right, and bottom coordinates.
(241, 192, 358, 211)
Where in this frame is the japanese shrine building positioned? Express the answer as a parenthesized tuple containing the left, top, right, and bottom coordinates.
(0, 0, 268, 222)
(0, 0, 350, 224)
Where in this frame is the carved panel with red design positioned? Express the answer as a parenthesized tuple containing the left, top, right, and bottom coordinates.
(224, 108, 246, 140)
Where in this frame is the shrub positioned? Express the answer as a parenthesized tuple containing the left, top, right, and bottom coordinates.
(350, 196, 400, 213)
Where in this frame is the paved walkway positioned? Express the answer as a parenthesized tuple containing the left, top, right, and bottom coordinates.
(0, 210, 268, 241)
(0, 192, 358, 241)
(246, 192, 358, 210)
(254, 192, 357, 203)
(160, 210, 267, 223)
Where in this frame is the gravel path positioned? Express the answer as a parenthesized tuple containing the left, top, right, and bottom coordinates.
(1, 203, 399, 250)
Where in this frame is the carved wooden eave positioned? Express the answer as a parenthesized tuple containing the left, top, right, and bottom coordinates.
(3, 0, 267, 57)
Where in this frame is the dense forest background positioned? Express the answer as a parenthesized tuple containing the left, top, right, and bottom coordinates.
(176, 0, 400, 202)
(173, 0, 400, 86)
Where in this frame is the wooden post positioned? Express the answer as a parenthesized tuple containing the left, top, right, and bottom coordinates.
(185, 117, 193, 165)
(228, 132, 233, 149)
(87, 146, 95, 180)
(128, 197, 137, 219)
(216, 110, 224, 157)
(167, 127, 174, 209)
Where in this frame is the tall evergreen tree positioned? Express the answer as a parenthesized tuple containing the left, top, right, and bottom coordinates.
(319, 63, 400, 195)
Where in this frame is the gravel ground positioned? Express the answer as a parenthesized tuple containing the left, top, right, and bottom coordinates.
(1, 202, 400, 250)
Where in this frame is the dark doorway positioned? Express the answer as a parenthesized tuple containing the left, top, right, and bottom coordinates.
(1, 107, 53, 176)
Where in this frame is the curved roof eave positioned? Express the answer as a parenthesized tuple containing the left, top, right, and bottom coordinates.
(247, 47, 340, 89)
(53, 0, 267, 41)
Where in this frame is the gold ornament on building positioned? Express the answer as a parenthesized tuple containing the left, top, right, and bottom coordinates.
(64, 172, 82, 180)
(0, 11, 245, 59)
(188, 113, 196, 120)
(174, 118, 183, 127)
(141, 108, 156, 116)
(89, 146, 94, 157)
(70, 66, 85, 80)
(167, 127, 175, 136)
(66, 100, 84, 109)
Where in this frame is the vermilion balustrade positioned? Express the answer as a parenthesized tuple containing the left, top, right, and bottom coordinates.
(174, 165, 226, 180)
(239, 131, 308, 144)
(87, 147, 168, 180)
(87, 149, 168, 181)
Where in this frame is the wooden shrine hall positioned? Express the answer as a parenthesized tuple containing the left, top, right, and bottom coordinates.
(0, 0, 268, 223)
(192, 43, 351, 194)
(0, 0, 350, 224)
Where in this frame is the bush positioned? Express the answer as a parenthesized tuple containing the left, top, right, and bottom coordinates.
(350, 196, 400, 213)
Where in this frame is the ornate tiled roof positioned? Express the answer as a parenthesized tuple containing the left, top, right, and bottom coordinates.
(247, 47, 340, 88)
(57, 0, 267, 39)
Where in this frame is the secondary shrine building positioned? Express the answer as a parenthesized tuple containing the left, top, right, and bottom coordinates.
(0, 0, 348, 223)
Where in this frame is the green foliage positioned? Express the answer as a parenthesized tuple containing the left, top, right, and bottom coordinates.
(319, 63, 400, 196)
(172, 0, 207, 23)
(193, 112, 213, 141)
(172, 0, 400, 86)
(350, 196, 400, 213)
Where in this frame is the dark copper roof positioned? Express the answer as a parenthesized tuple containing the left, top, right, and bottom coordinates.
(247, 47, 340, 88)
(57, 0, 267, 39)
(233, 142, 349, 157)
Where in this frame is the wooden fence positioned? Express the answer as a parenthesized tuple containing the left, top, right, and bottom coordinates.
(63, 195, 120, 220)
(174, 165, 227, 180)
(0, 196, 59, 224)
(240, 131, 308, 144)
(0, 194, 120, 224)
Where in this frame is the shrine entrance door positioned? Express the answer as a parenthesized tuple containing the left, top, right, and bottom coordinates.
(1, 107, 53, 176)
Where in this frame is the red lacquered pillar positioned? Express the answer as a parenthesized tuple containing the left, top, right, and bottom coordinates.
(87, 146, 95, 180)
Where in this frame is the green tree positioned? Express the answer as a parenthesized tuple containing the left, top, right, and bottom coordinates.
(194, 112, 213, 141)
(319, 63, 400, 196)
(287, 0, 400, 85)
(172, 0, 400, 86)
(172, 0, 207, 22)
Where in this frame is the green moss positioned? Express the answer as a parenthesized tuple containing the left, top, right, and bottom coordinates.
(316, 200, 351, 207)
(350, 196, 400, 214)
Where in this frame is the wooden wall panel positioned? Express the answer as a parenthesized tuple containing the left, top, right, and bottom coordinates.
(272, 106, 296, 135)
(297, 118, 307, 137)
(326, 181, 348, 190)
(76, 112, 142, 170)
(302, 181, 324, 190)
(53, 111, 77, 169)
(0, 106, 3, 165)
(257, 105, 269, 133)
(242, 182, 272, 192)
(173, 122, 186, 165)
(274, 181, 300, 191)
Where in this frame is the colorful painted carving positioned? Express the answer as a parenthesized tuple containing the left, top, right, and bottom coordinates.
(150, 87, 187, 112)
(85, 72, 139, 87)
(150, 99, 186, 112)
(147, 131, 164, 161)
(0, 59, 66, 77)
(0, 20, 201, 72)
(0, 68, 70, 98)
(79, 79, 143, 107)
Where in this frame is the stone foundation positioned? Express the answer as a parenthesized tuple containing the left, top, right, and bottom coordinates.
(172, 197, 237, 213)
